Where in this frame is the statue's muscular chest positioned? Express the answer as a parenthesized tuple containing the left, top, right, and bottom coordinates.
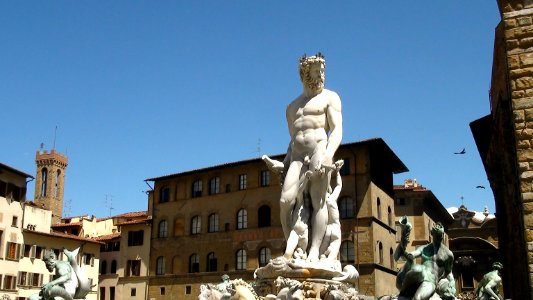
(291, 94, 328, 119)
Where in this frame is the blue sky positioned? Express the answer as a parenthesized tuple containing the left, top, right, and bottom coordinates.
(1, 1, 501, 217)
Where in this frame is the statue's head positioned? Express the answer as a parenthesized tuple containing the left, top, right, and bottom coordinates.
(430, 222, 445, 243)
(43, 250, 57, 272)
(221, 274, 230, 282)
(492, 262, 503, 271)
(299, 53, 325, 93)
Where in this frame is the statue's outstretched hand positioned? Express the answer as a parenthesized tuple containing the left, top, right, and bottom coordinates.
(262, 155, 284, 173)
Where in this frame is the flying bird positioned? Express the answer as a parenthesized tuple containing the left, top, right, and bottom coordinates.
(476, 185, 485, 189)
(454, 148, 466, 155)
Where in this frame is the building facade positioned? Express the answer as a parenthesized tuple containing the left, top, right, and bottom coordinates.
(446, 205, 499, 297)
(145, 138, 407, 299)
(470, 1, 533, 298)
(0, 162, 100, 300)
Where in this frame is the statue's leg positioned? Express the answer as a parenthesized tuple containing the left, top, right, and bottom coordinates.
(285, 198, 306, 259)
(46, 285, 74, 300)
(413, 281, 436, 300)
(306, 171, 330, 262)
(280, 160, 303, 239)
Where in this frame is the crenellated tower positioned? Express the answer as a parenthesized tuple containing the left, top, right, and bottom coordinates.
(34, 146, 68, 224)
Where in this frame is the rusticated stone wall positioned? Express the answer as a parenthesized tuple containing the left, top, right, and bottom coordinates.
(502, 6, 533, 298)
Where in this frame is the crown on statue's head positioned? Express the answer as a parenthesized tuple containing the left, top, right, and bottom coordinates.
(299, 52, 326, 67)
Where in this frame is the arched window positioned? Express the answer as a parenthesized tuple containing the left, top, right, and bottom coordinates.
(378, 242, 384, 265)
(338, 197, 354, 219)
(159, 186, 170, 203)
(209, 177, 220, 195)
(390, 248, 395, 269)
(158, 220, 168, 238)
(192, 180, 202, 198)
(191, 216, 201, 235)
(110, 260, 117, 274)
(258, 205, 271, 227)
(387, 206, 393, 227)
(41, 168, 48, 197)
(189, 254, 199, 273)
(258, 247, 271, 267)
(237, 209, 247, 230)
(340, 241, 355, 263)
(206, 252, 217, 272)
(156, 256, 165, 275)
(236, 249, 247, 270)
(208, 214, 219, 233)
(54, 170, 61, 198)
(100, 260, 107, 275)
(377, 197, 382, 220)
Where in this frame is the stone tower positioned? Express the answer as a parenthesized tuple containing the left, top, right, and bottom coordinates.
(469, 1, 533, 298)
(34, 147, 68, 224)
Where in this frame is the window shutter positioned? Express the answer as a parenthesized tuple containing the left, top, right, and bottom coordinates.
(30, 245, 36, 259)
(17, 243, 22, 260)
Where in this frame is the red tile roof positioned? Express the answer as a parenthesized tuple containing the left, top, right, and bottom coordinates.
(95, 232, 121, 241)
(114, 211, 147, 218)
(51, 222, 82, 228)
(24, 229, 103, 244)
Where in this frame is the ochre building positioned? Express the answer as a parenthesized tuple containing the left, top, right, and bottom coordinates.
(145, 138, 407, 299)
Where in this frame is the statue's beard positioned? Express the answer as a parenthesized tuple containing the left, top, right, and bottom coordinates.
(303, 73, 324, 92)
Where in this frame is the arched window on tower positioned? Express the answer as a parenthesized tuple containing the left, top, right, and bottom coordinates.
(54, 170, 61, 199)
(41, 168, 48, 197)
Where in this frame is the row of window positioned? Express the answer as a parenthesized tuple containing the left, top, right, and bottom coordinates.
(376, 197, 395, 227)
(154, 247, 271, 275)
(0, 273, 45, 291)
(4, 242, 95, 266)
(159, 170, 272, 203)
(157, 206, 271, 238)
(99, 260, 118, 275)
(156, 196, 360, 238)
(100, 241, 120, 252)
(157, 158, 352, 204)
(154, 240, 357, 275)
(102, 258, 146, 277)
(376, 241, 396, 270)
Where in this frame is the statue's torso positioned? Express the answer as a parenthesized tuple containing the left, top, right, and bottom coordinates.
(288, 90, 332, 155)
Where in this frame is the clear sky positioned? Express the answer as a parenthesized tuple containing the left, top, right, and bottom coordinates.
(1, 1, 501, 218)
